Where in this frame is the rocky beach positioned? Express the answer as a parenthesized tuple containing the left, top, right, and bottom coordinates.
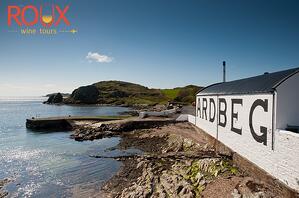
(69, 119, 290, 198)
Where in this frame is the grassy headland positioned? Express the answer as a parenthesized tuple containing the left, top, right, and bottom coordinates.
(54, 81, 203, 106)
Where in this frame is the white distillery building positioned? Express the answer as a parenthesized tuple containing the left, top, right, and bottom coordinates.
(195, 67, 299, 191)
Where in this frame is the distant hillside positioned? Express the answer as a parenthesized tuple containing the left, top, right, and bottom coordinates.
(161, 85, 202, 104)
(62, 81, 202, 106)
(93, 81, 167, 106)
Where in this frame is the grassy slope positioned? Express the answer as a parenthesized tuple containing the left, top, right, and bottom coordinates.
(91, 81, 202, 106)
(93, 81, 168, 105)
(173, 85, 202, 103)
(161, 85, 203, 104)
(160, 88, 181, 100)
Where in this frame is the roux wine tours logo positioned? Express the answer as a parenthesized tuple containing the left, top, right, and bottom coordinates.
(7, 4, 78, 35)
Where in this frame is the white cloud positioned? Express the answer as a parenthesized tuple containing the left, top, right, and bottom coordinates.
(86, 52, 113, 63)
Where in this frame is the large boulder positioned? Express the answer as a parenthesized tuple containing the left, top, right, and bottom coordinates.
(44, 93, 63, 104)
(52, 93, 63, 103)
(46, 95, 55, 103)
(70, 85, 99, 104)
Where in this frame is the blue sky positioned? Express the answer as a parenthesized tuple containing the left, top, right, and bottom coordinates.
(0, 0, 298, 96)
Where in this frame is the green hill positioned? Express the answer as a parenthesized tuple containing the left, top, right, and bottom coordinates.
(161, 85, 201, 103)
(63, 81, 202, 106)
(93, 81, 167, 106)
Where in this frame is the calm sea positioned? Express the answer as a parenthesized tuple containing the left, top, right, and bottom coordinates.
(0, 97, 136, 197)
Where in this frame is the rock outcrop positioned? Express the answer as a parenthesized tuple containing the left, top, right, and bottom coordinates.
(70, 118, 177, 141)
(66, 85, 99, 104)
(44, 92, 63, 104)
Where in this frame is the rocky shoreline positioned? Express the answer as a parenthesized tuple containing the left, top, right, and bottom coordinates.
(20, 115, 298, 197)
(70, 118, 176, 141)
(74, 122, 283, 198)
(0, 178, 12, 198)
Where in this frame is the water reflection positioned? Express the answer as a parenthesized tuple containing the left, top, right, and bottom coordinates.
(0, 99, 134, 197)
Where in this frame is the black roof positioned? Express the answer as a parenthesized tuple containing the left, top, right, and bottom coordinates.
(198, 67, 299, 96)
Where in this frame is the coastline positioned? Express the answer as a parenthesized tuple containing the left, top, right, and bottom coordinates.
(18, 102, 299, 197)
(42, 101, 166, 111)
(0, 102, 133, 197)
(72, 121, 285, 198)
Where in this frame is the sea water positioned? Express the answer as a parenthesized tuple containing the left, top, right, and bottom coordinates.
(0, 97, 135, 197)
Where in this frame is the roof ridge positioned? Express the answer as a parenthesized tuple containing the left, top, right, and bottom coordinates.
(197, 67, 299, 95)
(272, 67, 299, 89)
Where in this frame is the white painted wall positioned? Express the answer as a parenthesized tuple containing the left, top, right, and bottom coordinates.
(188, 115, 195, 125)
(276, 72, 299, 129)
(270, 130, 299, 190)
(195, 93, 299, 191)
(196, 94, 273, 144)
(175, 114, 195, 125)
(176, 114, 188, 122)
(216, 94, 273, 151)
(195, 95, 218, 138)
